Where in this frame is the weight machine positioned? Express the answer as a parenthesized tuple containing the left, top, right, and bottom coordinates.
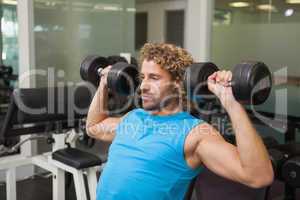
(0, 85, 102, 200)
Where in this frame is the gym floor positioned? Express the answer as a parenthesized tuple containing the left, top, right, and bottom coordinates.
(0, 175, 76, 200)
(0, 171, 299, 200)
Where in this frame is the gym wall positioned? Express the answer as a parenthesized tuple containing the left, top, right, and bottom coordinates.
(33, 0, 135, 87)
(136, 0, 186, 44)
(137, 0, 300, 143)
(211, 2, 300, 143)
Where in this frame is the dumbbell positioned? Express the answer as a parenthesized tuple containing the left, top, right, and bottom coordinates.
(184, 61, 272, 105)
(268, 142, 300, 187)
(80, 55, 139, 96)
(0, 65, 13, 74)
(282, 156, 300, 188)
(276, 142, 300, 188)
(107, 55, 138, 68)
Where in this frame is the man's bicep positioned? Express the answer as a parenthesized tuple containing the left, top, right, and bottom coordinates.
(87, 117, 122, 142)
(194, 125, 248, 184)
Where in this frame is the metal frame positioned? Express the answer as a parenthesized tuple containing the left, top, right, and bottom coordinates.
(16, 1, 37, 180)
(0, 133, 66, 200)
(0, 130, 102, 200)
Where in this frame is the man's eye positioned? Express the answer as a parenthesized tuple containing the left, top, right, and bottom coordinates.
(151, 76, 159, 80)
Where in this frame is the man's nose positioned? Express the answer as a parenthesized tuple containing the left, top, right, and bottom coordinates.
(140, 80, 150, 92)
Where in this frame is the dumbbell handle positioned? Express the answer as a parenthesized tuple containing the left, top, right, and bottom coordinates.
(97, 68, 103, 77)
(211, 79, 234, 87)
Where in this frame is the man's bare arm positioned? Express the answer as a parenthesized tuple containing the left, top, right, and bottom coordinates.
(226, 102, 273, 187)
(87, 116, 122, 142)
(185, 70, 274, 188)
(85, 66, 122, 142)
(190, 104, 273, 188)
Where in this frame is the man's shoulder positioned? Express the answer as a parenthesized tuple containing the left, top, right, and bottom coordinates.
(182, 111, 202, 120)
(185, 122, 213, 144)
(127, 108, 146, 117)
(120, 108, 145, 122)
(189, 122, 214, 135)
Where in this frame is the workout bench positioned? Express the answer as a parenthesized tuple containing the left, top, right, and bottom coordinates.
(0, 85, 102, 200)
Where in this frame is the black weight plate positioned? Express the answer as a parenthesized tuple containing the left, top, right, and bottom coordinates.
(249, 62, 272, 105)
(131, 56, 139, 68)
(107, 55, 128, 65)
(282, 156, 300, 188)
(80, 55, 98, 81)
(232, 61, 272, 105)
(184, 62, 219, 102)
(232, 62, 250, 103)
(107, 62, 139, 96)
(106, 55, 139, 68)
(80, 55, 109, 86)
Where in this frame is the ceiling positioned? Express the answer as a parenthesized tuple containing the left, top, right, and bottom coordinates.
(135, 0, 300, 11)
(215, 0, 300, 13)
(136, 0, 184, 3)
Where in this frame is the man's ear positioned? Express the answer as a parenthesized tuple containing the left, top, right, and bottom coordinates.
(174, 79, 181, 91)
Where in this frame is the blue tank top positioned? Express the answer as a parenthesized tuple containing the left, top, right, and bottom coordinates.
(96, 108, 204, 200)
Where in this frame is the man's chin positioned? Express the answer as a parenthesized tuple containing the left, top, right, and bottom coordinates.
(142, 102, 159, 111)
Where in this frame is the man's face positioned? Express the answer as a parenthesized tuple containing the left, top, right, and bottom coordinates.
(139, 60, 178, 111)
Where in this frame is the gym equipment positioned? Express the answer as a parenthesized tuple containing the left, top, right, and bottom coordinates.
(0, 85, 103, 200)
(0, 65, 17, 81)
(184, 61, 272, 105)
(184, 62, 219, 103)
(80, 55, 139, 119)
(266, 142, 300, 200)
(80, 55, 109, 86)
(107, 62, 139, 96)
(282, 156, 300, 188)
(107, 55, 138, 68)
(0, 65, 13, 76)
(80, 55, 139, 96)
(277, 143, 300, 188)
(107, 55, 128, 65)
(263, 136, 279, 148)
(0, 65, 18, 114)
(0, 85, 92, 138)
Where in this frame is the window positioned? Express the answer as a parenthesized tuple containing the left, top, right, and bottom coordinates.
(135, 12, 148, 50)
(165, 10, 184, 47)
(212, 0, 300, 142)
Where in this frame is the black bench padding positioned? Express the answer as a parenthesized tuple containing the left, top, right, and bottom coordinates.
(52, 148, 102, 169)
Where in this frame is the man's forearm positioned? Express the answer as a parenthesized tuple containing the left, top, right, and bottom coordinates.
(86, 84, 109, 128)
(226, 102, 273, 182)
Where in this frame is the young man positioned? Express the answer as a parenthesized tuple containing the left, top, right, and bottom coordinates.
(86, 43, 274, 200)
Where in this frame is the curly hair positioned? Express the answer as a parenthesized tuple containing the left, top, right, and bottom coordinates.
(139, 43, 193, 81)
(139, 43, 194, 111)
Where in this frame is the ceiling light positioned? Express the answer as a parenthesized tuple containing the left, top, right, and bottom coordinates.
(257, 4, 277, 12)
(94, 3, 122, 11)
(72, 2, 92, 8)
(2, 0, 17, 5)
(126, 8, 136, 12)
(229, 2, 250, 8)
(286, 0, 300, 4)
(103, 6, 121, 11)
(285, 9, 294, 16)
